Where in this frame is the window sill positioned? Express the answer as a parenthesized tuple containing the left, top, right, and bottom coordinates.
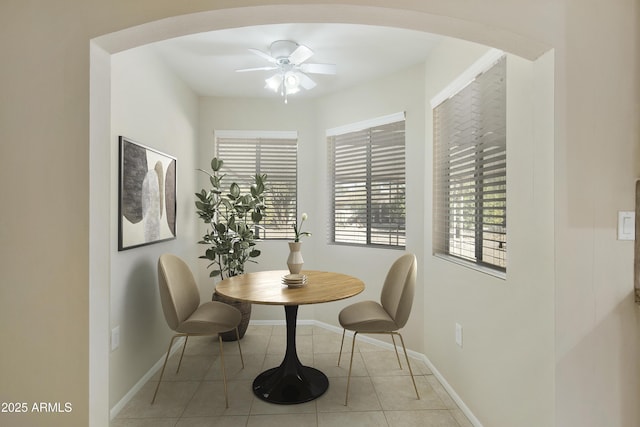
(330, 241, 405, 250)
(433, 253, 506, 280)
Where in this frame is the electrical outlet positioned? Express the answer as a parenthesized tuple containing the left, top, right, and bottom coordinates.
(111, 326, 120, 351)
(455, 323, 463, 347)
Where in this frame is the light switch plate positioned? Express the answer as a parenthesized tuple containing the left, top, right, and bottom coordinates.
(618, 211, 635, 240)
(111, 326, 120, 351)
(455, 323, 463, 347)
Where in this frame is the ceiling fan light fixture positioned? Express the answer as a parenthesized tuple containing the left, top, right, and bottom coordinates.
(238, 40, 337, 103)
(265, 74, 282, 92)
(284, 72, 300, 90)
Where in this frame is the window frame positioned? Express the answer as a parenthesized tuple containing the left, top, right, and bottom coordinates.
(431, 49, 507, 275)
(327, 112, 406, 249)
(214, 130, 298, 241)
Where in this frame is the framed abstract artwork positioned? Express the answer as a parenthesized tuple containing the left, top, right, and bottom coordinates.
(118, 136, 177, 251)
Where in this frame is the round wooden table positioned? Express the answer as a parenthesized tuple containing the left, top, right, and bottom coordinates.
(215, 270, 364, 404)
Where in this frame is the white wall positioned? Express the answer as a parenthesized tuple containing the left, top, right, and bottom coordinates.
(423, 37, 556, 427)
(196, 97, 318, 321)
(311, 63, 428, 351)
(109, 47, 199, 407)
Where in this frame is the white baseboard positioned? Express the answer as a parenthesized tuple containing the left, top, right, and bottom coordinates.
(109, 337, 185, 421)
(312, 320, 482, 427)
(420, 354, 483, 427)
(110, 320, 482, 427)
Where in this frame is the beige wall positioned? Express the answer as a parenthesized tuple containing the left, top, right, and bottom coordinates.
(423, 39, 556, 427)
(109, 46, 199, 408)
(1, 1, 638, 427)
(555, 1, 640, 425)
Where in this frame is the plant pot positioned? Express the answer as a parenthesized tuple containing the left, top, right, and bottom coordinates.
(212, 290, 251, 341)
(287, 241, 304, 274)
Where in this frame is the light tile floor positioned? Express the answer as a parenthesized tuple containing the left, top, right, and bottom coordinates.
(112, 324, 473, 427)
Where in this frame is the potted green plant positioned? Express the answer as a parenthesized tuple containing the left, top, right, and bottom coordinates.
(195, 157, 267, 340)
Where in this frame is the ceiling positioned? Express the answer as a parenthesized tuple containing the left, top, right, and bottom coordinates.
(148, 23, 444, 99)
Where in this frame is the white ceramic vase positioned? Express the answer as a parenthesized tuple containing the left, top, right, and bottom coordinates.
(287, 241, 304, 274)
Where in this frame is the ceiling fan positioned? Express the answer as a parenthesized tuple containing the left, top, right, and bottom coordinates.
(236, 40, 337, 103)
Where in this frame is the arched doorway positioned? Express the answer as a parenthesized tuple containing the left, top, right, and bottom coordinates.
(90, 5, 551, 425)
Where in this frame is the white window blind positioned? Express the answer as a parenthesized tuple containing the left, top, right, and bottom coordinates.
(215, 132, 297, 240)
(433, 55, 507, 271)
(328, 115, 406, 248)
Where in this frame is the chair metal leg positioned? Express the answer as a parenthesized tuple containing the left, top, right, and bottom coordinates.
(235, 327, 244, 368)
(397, 333, 420, 399)
(345, 331, 358, 406)
(390, 333, 402, 369)
(218, 335, 229, 408)
(176, 335, 189, 374)
(151, 334, 180, 404)
(337, 328, 346, 366)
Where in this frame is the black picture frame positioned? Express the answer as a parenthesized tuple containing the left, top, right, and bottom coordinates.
(118, 136, 177, 251)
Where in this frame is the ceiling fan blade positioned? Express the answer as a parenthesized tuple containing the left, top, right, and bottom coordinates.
(288, 44, 314, 64)
(236, 66, 278, 73)
(248, 48, 277, 63)
(299, 63, 337, 75)
(297, 72, 317, 90)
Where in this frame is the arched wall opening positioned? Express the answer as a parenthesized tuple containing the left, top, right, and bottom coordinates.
(90, 5, 554, 426)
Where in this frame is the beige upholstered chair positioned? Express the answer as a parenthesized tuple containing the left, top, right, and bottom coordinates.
(152, 253, 244, 407)
(337, 253, 420, 405)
